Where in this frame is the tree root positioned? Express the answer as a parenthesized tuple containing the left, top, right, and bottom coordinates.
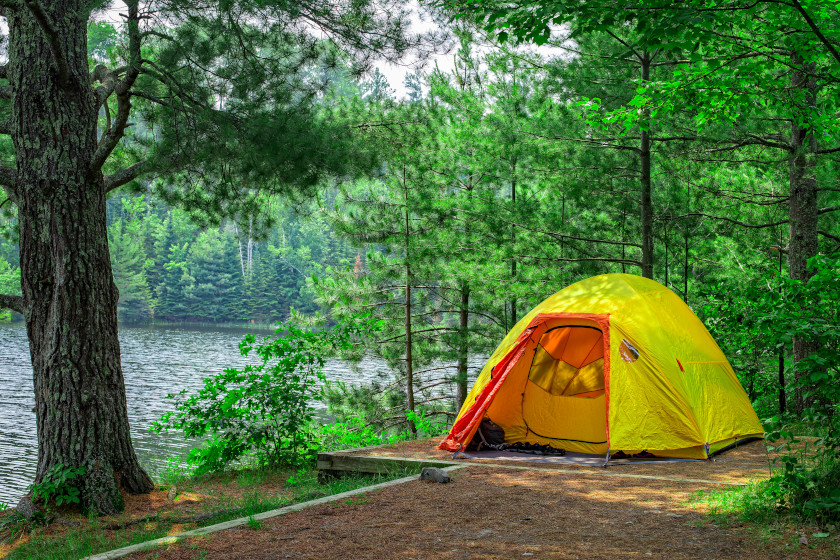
(103, 508, 243, 531)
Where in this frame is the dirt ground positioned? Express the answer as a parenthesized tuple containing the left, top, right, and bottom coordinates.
(126, 459, 834, 560)
(347, 437, 775, 484)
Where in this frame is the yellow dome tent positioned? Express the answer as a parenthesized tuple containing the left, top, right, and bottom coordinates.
(439, 274, 763, 459)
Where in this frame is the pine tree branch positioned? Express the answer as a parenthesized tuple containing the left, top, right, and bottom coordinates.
(819, 205, 840, 215)
(605, 29, 642, 61)
(676, 212, 788, 228)
(515, 255, 642, 266)
(546, 231, 643, 249)
(818, 230, 840, 243)
(90, 64, 125, 104)
(24, 0, 69, 87)
(788, 0, 840, 67)
(0, 164, 18, 191)
(0, 294, 24, 315)
(104, 161, 146, 192)
(376, 327, 461, 344)
(413, 395, 454, 405)
(417, 379, 456, 392)
(90, 2, 141, 172)
(744, 133, 792, 152)
(128, 90, 174, 108)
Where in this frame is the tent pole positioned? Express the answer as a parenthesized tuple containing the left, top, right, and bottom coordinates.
(603, 449, 611, 468)
(452, 443, 465, 460)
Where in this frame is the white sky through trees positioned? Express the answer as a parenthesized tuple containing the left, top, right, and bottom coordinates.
(103, 0, 457, 98)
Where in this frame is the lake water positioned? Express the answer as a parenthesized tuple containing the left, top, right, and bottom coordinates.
(0, 322, 476, 505)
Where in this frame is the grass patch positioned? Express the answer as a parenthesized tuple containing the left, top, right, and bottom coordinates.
(685, 480, 840, 556)
(1, 464, 417, 560)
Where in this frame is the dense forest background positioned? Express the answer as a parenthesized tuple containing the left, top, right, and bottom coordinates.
(1, 11, 838, 424)
(0, 0, 838, 526)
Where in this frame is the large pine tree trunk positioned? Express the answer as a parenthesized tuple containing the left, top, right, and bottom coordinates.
(9, 2, 153, 514)
(788, 52, 819, 413)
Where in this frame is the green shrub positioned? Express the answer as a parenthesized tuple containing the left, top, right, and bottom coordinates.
(317, 409, 450, 453)
(30, 464, 86, 507)
(318, 416, 395, 451)
(404, 410, 449, 439)
(152, 319, 364, 474)
(703, 254, 840, 526)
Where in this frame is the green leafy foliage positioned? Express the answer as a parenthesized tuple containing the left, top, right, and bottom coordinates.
(151, 318, 369, 473)
(317, 417, 397, 452)
(702, 253, 840, 524)
(404, 410, 449, 439)
(0, 254, 20, 322)
(29, 464, 86, 508)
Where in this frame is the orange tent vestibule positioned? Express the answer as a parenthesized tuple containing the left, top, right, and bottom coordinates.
(439, 274, 764, 459)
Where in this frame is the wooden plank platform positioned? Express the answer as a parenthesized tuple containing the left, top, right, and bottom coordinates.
(316, 452, 459, 479)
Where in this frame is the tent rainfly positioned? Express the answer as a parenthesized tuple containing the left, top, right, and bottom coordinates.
(440, 274, 764, 459)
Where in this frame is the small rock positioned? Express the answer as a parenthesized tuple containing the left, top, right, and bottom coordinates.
(166, 486, 177, 502)
(419, 467, 450, 483)
(474, 529, 493, 538)
(667, 513, 684, 518)
(799, 535, 808, 546)
(16, 496, 39, 521)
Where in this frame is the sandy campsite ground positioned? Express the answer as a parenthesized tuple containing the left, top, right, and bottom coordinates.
(345, 437, 775, 484)
(121, 440, 834, 560)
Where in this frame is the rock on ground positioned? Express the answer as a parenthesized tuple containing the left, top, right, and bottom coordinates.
(419, 467, 451, 483)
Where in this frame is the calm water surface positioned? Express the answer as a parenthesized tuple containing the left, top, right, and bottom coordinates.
(0, 322, 406, 505)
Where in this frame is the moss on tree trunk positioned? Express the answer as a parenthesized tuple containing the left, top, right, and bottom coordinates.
(8, 0, 152, 514)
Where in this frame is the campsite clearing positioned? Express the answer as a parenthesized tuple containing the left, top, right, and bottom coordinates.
(117, 439, 836, 560)
(333, 436, 773, 484)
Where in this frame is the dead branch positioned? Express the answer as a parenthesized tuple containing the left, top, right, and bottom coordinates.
(0, 294, 24, 315)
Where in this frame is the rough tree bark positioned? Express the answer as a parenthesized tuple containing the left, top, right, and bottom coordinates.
(455, 281, 470, 410)
(639, 50, 654, 279)
(403, 169, 415, 434)
(787, 52, 819, 413)
(5, 0, 153, 514)
(509, 161, 517, 325)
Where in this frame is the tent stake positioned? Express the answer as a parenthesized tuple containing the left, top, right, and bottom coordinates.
(603, 449, 611, 468)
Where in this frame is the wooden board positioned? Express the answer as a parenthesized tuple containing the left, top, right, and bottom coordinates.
(317, 452, 459, 478)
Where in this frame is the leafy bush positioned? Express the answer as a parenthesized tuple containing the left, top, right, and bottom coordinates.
(152, 319, 364, 474)
(706, 254, 840, 525)
(761, 428, 840, 524)
(318, 409, 450, 453)
(318, 416, 395, 452)
(321, 372, 455, 441)
(404, 410, 449, 438)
